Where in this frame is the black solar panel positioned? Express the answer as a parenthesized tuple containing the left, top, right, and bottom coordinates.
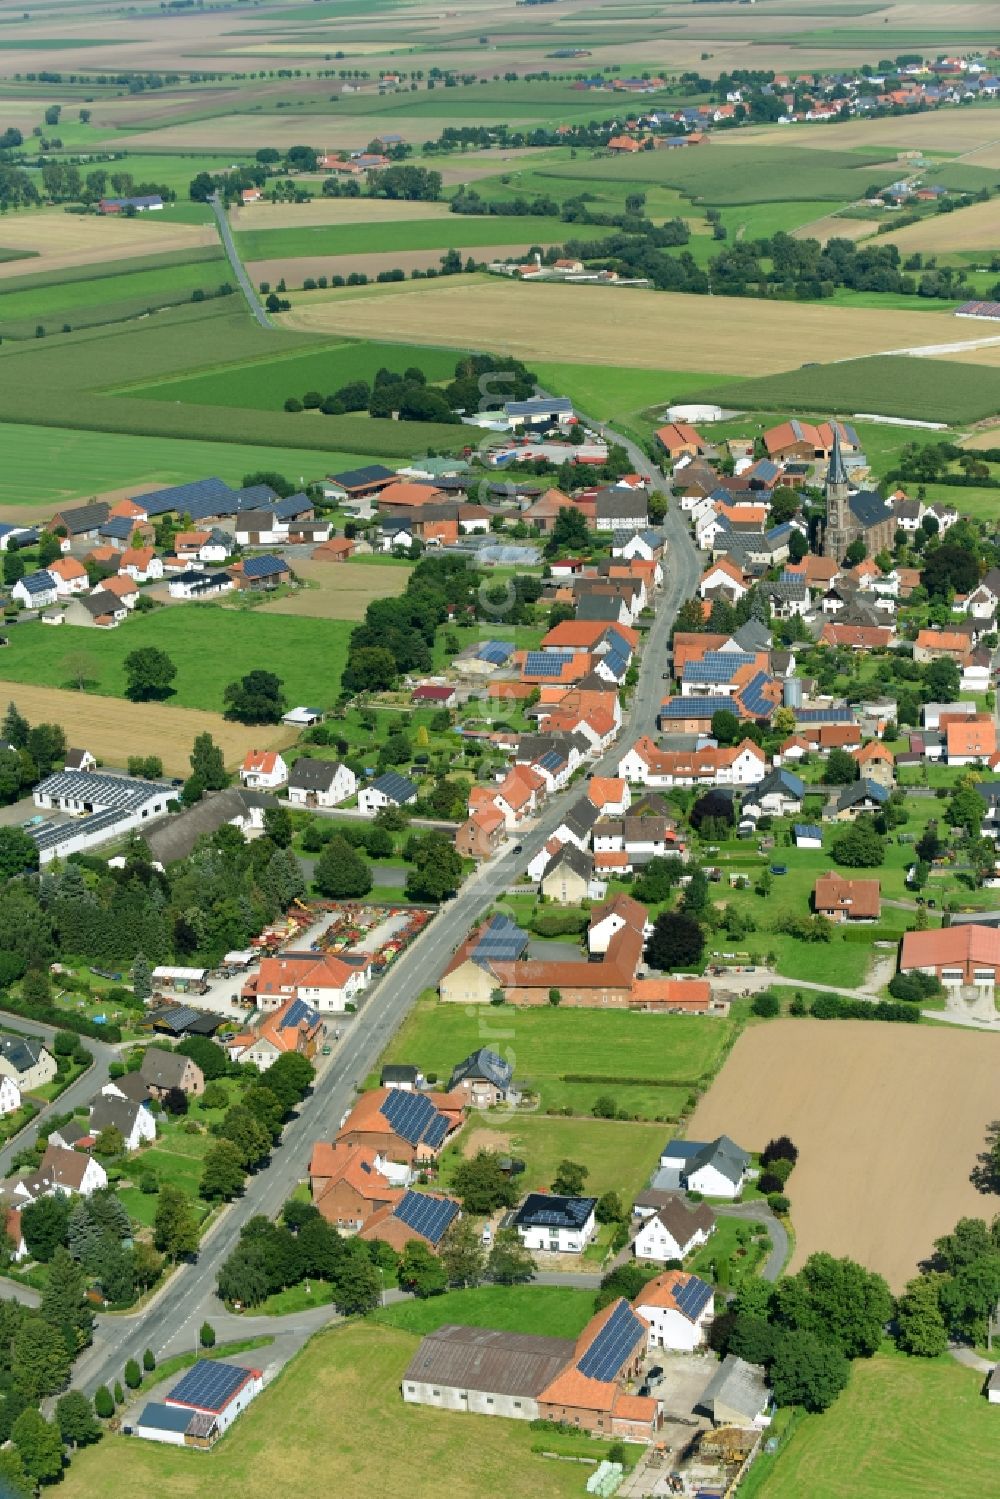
(525, 651, 572, 677)
(168, 1360, 250, 1411)
(394, 1190, 459, 1244)
(577, 1300, 644, 1382)
(473, 917, 528, 962)
(674, 1276, 713, 1321)
(380, 1088, 445, 1147)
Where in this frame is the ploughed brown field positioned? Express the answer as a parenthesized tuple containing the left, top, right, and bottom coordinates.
(0, 680, 294, 776)
(279, 277, 970, 375)
(687, 1019, 1000, 1290)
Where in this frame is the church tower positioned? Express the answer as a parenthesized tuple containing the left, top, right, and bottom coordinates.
(823, 421, 853, 563)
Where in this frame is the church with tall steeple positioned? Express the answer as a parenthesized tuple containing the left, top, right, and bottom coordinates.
(821, 421, 894, 565)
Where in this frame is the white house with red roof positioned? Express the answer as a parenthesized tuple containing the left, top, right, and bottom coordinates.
(243, 951, 370, 1013)
(239, 749, 288, 790)
(46, 557, 89, 596)
(633, 1271, 715, 1351)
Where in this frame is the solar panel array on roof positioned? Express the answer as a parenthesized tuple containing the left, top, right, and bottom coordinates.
(168, 1361, 250, 1412)
(674, 1276, 713, 1321)
(380, 1088, 448, 1148)
(372, 770, 417, 803)
(603, 645, 630, 681)
(683, 651, 755, 683)
(577, 1300, 645, 1382)
(796, 707, 852, 724)
(394, 1190, 459, 1245)
(538, 749, 565, 772)
(30, 770, 175, 855)
(473, 916, 528, 963)
(273, 492, 311, 520)
(139, 477, 232, 519)
(241, 554, 289, 579)
(740, 671, 776, 720)
(477, 640, 513, 665)
(660, 696, 733, 718)
(281, 997, 319, 1032)
(525, 651, 572, 677)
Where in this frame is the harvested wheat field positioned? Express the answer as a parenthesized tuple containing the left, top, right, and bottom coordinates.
(722, 111, 1000, 156)
(688, 1019, 1000, 1290)
(879, 198, 1000, 256)
(280, 278, 968, 376)
(0, 211, 214, 279)
(0, 680, 293, 776)
(256, 559, 409, 621)
(792, 213, 878, 244)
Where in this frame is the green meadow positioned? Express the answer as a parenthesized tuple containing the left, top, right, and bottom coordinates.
(0, 608, 352, 711)
(234, 216, 605, 263)
(134, 337, 464, 410)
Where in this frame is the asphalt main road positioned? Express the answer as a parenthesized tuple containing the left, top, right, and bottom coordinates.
(72, 429, 703, 1392)
(210, 193, 274, 330)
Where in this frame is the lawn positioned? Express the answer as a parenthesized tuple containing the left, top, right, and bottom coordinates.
(531, 361, 739, 425)
(133, 337, 464, 411)
(379, 995, 734, 1118)
(371, 1284, 595, 1339)
(59, 1322, 588, 1499)
(0, 420, 372, 510)
(0, 608, 352, 712)
(439, 1113, 666, 1204)
(745, 1351, 995, 1499)
(687, 1214, 768, 1289)
(694, 355, 1000, 424)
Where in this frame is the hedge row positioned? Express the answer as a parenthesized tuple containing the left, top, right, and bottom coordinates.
(0, 994, 121, 1042)
(562, 1072, 704, 1088)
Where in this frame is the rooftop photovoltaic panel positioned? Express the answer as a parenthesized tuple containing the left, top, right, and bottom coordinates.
(473, 917, 528, 962)
(394, 1190, 459, 1244)
(796, 707, 851, 724)
(740, 671, 776, 719)
(477, 641, 513, 665)
(380, 1088, 447, 1147)
(538, 750, 564, 772)
(524, 651, 572, 677)
(140, 477, 232, 519)
(281, 997, 318, 1031)
(241, 554, 288, 579)
(674, 1276, 713, 1321)
(168, 1361, 250, 1412)
(660, 696, 733, 717)
(577, 1300, 644, 1382)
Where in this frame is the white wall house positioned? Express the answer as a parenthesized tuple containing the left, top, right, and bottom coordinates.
(513, 1194, 596, 1254)
(239, 750, 288, 790)
(632, 1201, 715, 1264)
(0, 1076, 21, 1117)
(287, 758, 357, 808)
(634, 1272, 715, 1351)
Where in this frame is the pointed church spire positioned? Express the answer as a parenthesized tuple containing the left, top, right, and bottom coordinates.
(826, 420, 848, 488)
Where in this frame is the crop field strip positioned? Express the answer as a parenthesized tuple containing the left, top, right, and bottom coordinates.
(232, 216, 616, 262)
(693, 355, 1000, 423)
(689, 1020, 1000, 1292)
(0, 680, 296, 776)
(0, 303, 469, 458)
(278, 276, 975, 377)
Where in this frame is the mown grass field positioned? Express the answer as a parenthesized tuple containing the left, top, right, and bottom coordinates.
(371, 1285, 595, 1339)
(0, 607, 351, 712)
(134, 337, 463, 410)
(532, 361, 738, 424)
(0, 421, 371, 510)
(696, 355, 1000, 423)
(441, 1113, 668, 1204)
(743, 1352, 996, 1499)
(259, 558, 410, 621)
(60, 1322, 587, 1499)
(380, 995, 733, 1121)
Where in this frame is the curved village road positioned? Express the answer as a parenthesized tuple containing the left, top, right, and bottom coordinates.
(70, 425, 702, 1393)
(0, 1012, 117, 1179)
